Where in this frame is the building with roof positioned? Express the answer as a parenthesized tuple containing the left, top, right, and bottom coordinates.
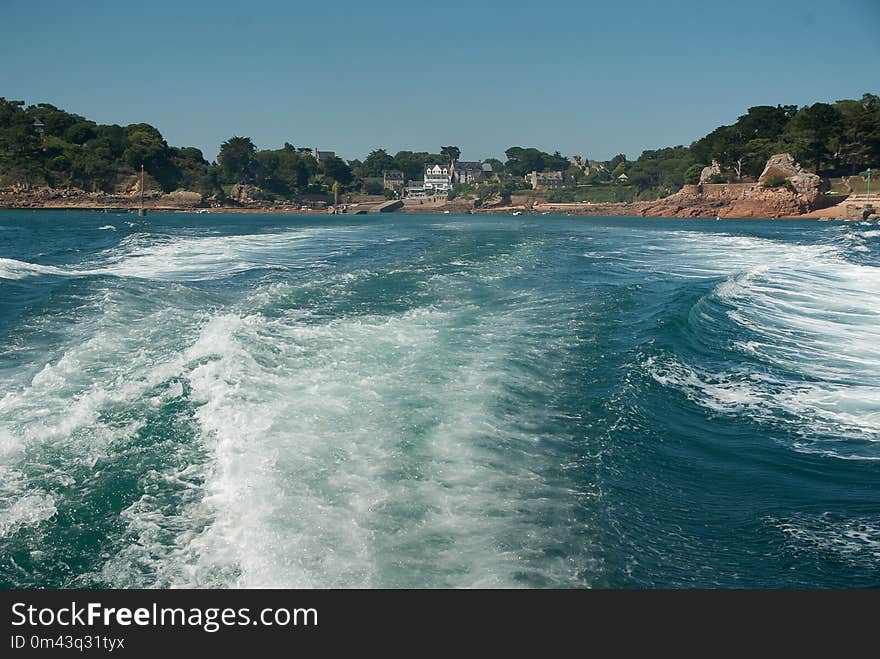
(527, 170, 567, 189)
(424, 164, 451, 194)
(383, 170, 405, 191)
(405, 180, 427, 198)
(451, 161, 484, 185)
(314, 147, 336, 163)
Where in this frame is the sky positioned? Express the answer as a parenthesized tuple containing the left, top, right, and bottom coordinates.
(2, 0, 878, 163)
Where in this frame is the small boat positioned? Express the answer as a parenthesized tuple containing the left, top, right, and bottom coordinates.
(512, 211, 522, 216)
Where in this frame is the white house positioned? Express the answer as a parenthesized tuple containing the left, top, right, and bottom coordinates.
(424, 164, 451, 194)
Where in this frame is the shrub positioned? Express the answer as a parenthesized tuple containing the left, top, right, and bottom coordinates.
(684, 164, 705, 184)
(762, 174, 788, 189)
(362, 180, 383, 195)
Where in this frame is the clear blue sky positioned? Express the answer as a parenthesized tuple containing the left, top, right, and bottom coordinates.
(2, 0, 878, 163)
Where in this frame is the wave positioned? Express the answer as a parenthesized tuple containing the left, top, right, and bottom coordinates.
(0, 257, 74, 280)
(645, 233, 880, 460)
(0, 227, 351, 282)
(3, 240, 600, 588)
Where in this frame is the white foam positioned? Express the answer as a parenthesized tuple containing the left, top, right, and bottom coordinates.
(93, 239, 601, 588)
(1, 226, 349, 282)
(0, 491, 56, 538)
(0, 257, 72, 280)
(773, 513, 880, 565)
(635, 226, 880, 458)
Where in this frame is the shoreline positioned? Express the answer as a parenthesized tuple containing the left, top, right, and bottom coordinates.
(0, 202, 866, 221)
(1, 188, 875, 222)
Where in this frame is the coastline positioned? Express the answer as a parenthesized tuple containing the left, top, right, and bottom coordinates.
(1, 185, 875, 221)
(0, 200, 869, 221)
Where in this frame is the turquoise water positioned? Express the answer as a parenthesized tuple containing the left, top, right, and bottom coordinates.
(1, 210, 878, 588)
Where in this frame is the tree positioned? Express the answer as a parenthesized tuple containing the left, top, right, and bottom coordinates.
(362, 149, 395, 177)
(835, 94, 880, 173)
(123, 124, 168, 170)
(218, 136, 257, 183)
(504, 147, 548, 176)
(781, 103, 843, 173)
(684, 163, 705, 184)
(321, 155, 353, 185)
(64, 121, 96, 145)
(608, 153, 627, 171)
(254, 146, 313, 197)
(440, 146, 461, 163)
(483, 158, 504, 175)
(393, 151, 432, 181)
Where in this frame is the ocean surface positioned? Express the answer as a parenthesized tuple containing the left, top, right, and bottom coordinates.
(1, 210, 878, 588)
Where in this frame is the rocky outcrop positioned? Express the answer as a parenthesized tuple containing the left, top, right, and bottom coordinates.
(163, 190, 202, 207)
(228, 183, 260, 204)
(758, 153, 821, 196)
(699, 160, 722, 184)
(640, 153, 829, 219)
(0, 186, 206, 210)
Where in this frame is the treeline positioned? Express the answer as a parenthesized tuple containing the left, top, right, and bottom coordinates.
(618, 94, 880, 198)
(0, 99, 360, 200)
(0, 99, 218, 194)
(2, 93, 879, 202)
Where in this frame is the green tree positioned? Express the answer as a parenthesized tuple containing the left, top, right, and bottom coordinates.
(393, 151, 433, 180)
(218, 136, 257, 183)
(781, 103, 843, 173)
(440, 146, 461, 163)
(321, 155, 353, 185)
(608, 153, 627, 171)
(504, 147, 548, 176)
(64, 121, 96, 145)
(483, 158, 504, 175)
(684, 163, 705, 184)
(835, 94, 880, 173)
(362, 148, 395, 177)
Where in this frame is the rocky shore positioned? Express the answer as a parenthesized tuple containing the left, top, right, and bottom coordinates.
(2, 154, 875, 221)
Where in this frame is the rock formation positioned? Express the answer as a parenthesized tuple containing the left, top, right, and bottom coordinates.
(758, 153, 820, 196)
(229, 183, 259, 203)
(699, 160, 722, 184)
(640, 153, 829, 219)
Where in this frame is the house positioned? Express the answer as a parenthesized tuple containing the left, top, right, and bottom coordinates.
(424, 164, 451, 194)
(527, 170, 566, 189)
(451, 161, 484, 185)
(314, 147, 336, 163)
(383, 170, 405, 191)
(617, 173, 629, 183)
(405, 181, 426, 198)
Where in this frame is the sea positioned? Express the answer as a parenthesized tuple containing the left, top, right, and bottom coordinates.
(1, 210, 878, 588)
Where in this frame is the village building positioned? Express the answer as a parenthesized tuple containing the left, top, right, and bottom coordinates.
(383, 170, 405, 191)
(526, 170, 566, 189)
(423, 164, 451, 194)
(405, 180, 427, 198)
(451, 161, 484, 185)
(314, 147, 336, 163)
